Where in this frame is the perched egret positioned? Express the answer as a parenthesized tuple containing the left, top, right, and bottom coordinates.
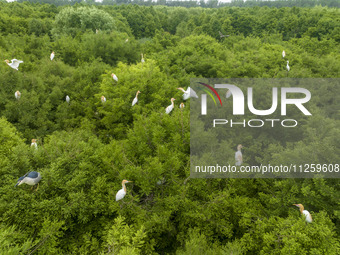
(286, 61, 290, 72)
(219, 31, 230, 38)
(5, 59, 23, 70)
(116, 180, 132, 201)
(235, 144, 243, 166)
(66, 95, 70, 103)
(180, 103, 185, 109)
(132, 91, 141, 106)
(141, 53, 145, 63)
(31, 139, 38, 149)
(165, 98, 176, 114)
(111, 73, 118, 82)
(101, 96, 106, 103)
(50, 51, 55, 61)
(15, 171, 41, 191)
(293, 204, 312, 223)
(282, 50, 286, 58)
(15, 91, 21, 100)
(125, 38, 129, 43)
(96, 29, 99, 34)
(177, 87, 198, 101)
(226, 90, 232, 99)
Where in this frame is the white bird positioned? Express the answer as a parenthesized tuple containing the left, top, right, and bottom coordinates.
(293, 204, 312, 223)
(15, 91, 21, 100)
(179, 102, 185, 109)
(111, 73, 118, 82)
(226, 90, 232, 98)
(282, 50, 286, 58)
(101, 96, 106, 103)
(286, 61, 290, 72)
(125, 38, 129, 43)
(5, 59, 23, 70)
(50, 51, 55, 61)
(235, 144, 243, 166)
(165, 98, 176, 114)
(141, 53, 145, 64)
(31, 139, 38, 149)
(116, 180, 132, 201)
(66, 95, 70, 103)
(177, 87, 198, 101)
(132, 90, 141, 106)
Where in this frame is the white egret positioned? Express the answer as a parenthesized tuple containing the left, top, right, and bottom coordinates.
(111, 73, 118, 82)
(50, 51, 55, 61)
(5, 59, 23, 70)
(101, 96, 106, 103)
(286, 61, 290, 72)
(141, 53, 145, 63)
(293, 204, 312, 223)
(165, 98, 176, 114)
(282, 50, 286, 58)
(15, 91, 21, 100)
(179, 103, 185, 109)
(116, 180, 132, 201)
(125, 38, 129, 43)
(235, 144, 243, 166)
(132, 90, 141, 106)
(66, 95, 70, 103)
(226, 90, 232, 98)
(177, 87, 198, 101)
(31, 139, 38, 149)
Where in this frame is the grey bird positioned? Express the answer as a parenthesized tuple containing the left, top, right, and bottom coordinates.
(15, 171, 42, 191)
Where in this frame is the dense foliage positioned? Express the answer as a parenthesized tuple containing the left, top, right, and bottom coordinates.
(0, 2, 339, 254)
(12, 0, 340, 8)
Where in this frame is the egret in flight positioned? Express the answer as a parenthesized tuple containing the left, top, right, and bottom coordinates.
(180, 103, 185, 109)
(235, 144, 243, 166)
(66, 95, 70, 103)
(282, 50, 286, 58)
(177, 87, 198, 100)
(293, 204, 312, 223)
(116, 180, 132, 201)
(15, 171, 41, 191)
(132, 91, 141, 106)
(101, 96, 106, 103)
(111, 73, 118, 82)
(5, 59, 23, 70)
(15, 91, 21, 100)
(165, 98, 176, 114)
(286, 61, 290, 72)
(50, 51, 55, 61)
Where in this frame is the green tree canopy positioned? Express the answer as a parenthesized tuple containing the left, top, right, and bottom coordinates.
(52, 6, 115, 37)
